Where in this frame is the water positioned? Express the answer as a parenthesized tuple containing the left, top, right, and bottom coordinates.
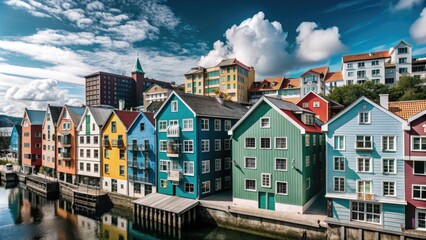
(0, 181, 273, 240)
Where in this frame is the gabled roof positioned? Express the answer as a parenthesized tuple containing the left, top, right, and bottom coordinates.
(296, 91, 343, 109)
(13, 125, 22, 135)
(127, 111, 155, 133)
(281, 77, 301, 89)
(301, 66, 328, 77)
(83, 106, 114, 128)
(389, 40, 412, 55)
(408, 108, 426, 123)
(229, 96, 319, 135)
(146, 101, 165, 113)
(114, 110, 139, 129)
(322, 96, 409, 132)
(216, 58, 250, 71)
(132, 57, 144, 73)
(185, 66, 205, 75)
(388, 100, 426, 120)
(64, 105, 86, 125)
(48, 105, 63, 126)
(249, 77, 284, 92)
(342, 50, 390, 63)
(23, 109, 46, 125)
(324, 72, 343, 83)
(144, 112, 155, 126)
(154, 91, 248, 120)
(281, 97, 300, 104)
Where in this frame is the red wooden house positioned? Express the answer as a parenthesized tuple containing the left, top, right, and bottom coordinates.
(296, 91, 343, 123)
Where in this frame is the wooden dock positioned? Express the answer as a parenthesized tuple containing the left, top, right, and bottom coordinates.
(59, 182, 111, 210)
(0, 171, 17, 182)
(134, 193, 199, 229)
(25, 175, 59, 199)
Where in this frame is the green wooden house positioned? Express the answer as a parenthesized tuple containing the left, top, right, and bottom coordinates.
(228, 96, 325, 213)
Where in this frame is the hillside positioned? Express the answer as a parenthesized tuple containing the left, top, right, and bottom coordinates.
(0, 115, 22, 127)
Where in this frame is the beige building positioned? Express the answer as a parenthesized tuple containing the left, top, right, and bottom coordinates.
(143, 83, 173, 110)
(184, 58, 255, 103)
(41, 105, 62, 178)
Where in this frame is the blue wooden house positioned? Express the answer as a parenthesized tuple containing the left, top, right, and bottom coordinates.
(154, 91, 248, 199)
(9, 125, 22, 164)
(127, 112, 156, 198)
(322, 96, 409, 232)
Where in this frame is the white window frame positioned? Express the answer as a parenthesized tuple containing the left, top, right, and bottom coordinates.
(261, 173, 271, 188)
(182, 119, 193, 131)
(224, 120, 232, 131)
(382, 181, 396, 197)
(356, 180, 372, 193)
(224, 139, 230, 150)
(245, 137, 256, 149)
(244, 179, 257, 192)
(159, 160, 170, 172)
(276, 181, 288, 195)
(159, 120, 167, 132)
(215, 158, 221, 171)
(171, 100, 178, 112)
(333, 156, 345, 172)
(411, 136, 426, 151)
(306, 155, 310, 167)
(244, 156, 256, 169)
(215, 139, 221, 151)
(333, 177, 345, 192)
(214, 119, 221, 131)
(356, 157, 373, 173)
(274, 158, 287, 171)
(201, 139, 210, 152)
(260, 117, 270, 128)
(382, 135, 396, 152)
(334, 135, 345, 150)
(201, 160, 210, 174)
(202, 181, 211, 194)
(350, 201, 381, 224)
(413, 185, 426, 201)
(302, 102, 308, 108)
(414, 161, 426, 175)
(260, 137, 271, 149)
(275, 137, 287, 150)
(201, 118, 209, 131)
(159, 140, 167, 152)
(415, 209, 426, 230)
(382, 158, 397, 175)
(358, 111, 371, 124)
(182, 140, 194, 153)
(313, 101, 320, 108)
(356, 135, 373, 150)
(305, 134, 310, 147)
(183, 161, 194, 176)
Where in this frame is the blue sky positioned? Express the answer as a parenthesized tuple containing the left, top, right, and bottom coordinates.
(0, 0, 425, 116)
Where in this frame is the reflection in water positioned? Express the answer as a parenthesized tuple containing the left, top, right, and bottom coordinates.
(0, 184, 271, 240)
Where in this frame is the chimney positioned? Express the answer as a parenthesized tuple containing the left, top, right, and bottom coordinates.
(379, 94, 389, 110)
(119, 99, 125, 110)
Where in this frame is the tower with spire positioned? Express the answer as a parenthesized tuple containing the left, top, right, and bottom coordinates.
(132, 57, 146, 106)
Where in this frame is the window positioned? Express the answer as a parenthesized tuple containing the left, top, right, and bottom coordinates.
(94, 164, 99, 173)
(261, 173, 271, 188)
(224, 176, 231, 189)
(313, 135, 316, 146)
(224, 139, 230, 150)
(80, 149, 84, 158)
(159, 121, 167, 131)
(260, 138, 271, 149)
(357, 157, 372, 172)
(356, 135, 372, 149)
(183, 140, 194, 153)
(382, 158, 396, 174)
(160, 140, 167, 152)
(140, 123, 145, 131)
(413, 185, 426, 200)
(245, 179, 256, 191)
(80, 136, 84, 144)
(414, 161, 426, 175)
(399, 57, 407, 64)
(357, 70, 366, 78)
(185, 183, 194, 193)
(305, 134, 310, 147)
(302, 102, 309, 108)
(119, 149, 125, 159)
(334, 135, 345, 150)
(244, 157, 256, 169)
(169, 120, 178, 126)
(160, 180, 167, 188)
(385, 78, 394, 84)
(182, 119, 193, 131)
(86, 136, 90, 144)
(358, 62, 365, 68)
(104, 149, 109, 158)
(276, 181, 288, 195)
(183, 161, 194, 175)
(306, 156, 310, 167)
(412, 136, 426, 151)
(313, 101, 320, 108)
(202, 160, 210, 174)
(224, 157, 231, 170)
(160, 160, 170, 172)
(87, 149, 91, 158)
(201, 140, 210, 152)
(348, 72, 354, 77)
(260, 118, 270, 128)
(87, 163, 91, 172)
(273, 158, 287, 171)
(202, 181, 211, 194)
(111, 121, 116, 133)
(275, 137, 287, 149)
(372, 69, 380, 76)
(416, 209, 426, 230)
(372, 60, 379, 66)
(216, 178, 222, 191)
(383, 181, 395, 196)
(201, 119, 209, 131)
(359, 111, 370, 124)
(306, 178, 311, 189)
(357, 180, 372, 193)
(214, 158, 222, 171)
(134, 183, 141, 194)
(398, 47, 408, 54)
(399, 68, 408, 74)
(215, 139, 221, 151)
(334, 177, 345, 192)
(214, 119, 221, 131)
(351, 201, 381, 223)
(171, 101, 178, 112)
(80, 162, 84, 171)
(347, 63, 353, 69)
(104, 164, 109, 174)
(245, 138, 256, 149)
(382, 136, 396, 151)
(224, 120, 232, 131)
(333, 157, 345, 171)
(94, 136, 98, 144)
(119, 165, 124, 176)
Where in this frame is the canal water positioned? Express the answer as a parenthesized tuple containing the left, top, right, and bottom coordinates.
(0, 181, 274, 240)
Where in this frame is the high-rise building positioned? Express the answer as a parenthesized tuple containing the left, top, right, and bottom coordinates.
(184, 58, 255, 103)
(85, 58, 172, 108)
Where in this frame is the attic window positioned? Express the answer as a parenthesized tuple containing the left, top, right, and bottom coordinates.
(302, 114, 314, 126)
(271, 82, 277, 87)
(288, 84, 293, 89)
(254, 83, 259, 88)
(264, 83, 270, 87)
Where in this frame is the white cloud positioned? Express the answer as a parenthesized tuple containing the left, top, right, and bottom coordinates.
(410, 7, 426, 44)
(105, 20, 160, 42)
(394, 0, 425, 11)
(296, 22, 345, 62)
(199, 12, 290, 77)
(86, 1, 104, 11)
(5, 79, 65, 101)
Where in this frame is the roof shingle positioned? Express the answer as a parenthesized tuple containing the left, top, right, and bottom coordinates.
(114, 110, 139, 129)
(342, 50, 390, 63)
(388, 100, 426, 120)
(324, 72, 343, 83)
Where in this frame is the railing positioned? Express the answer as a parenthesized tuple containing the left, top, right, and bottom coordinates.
(59, 138, 72, 146)
(167, 140, 180, 157)
(111, 139, 124, 148)
(127, 144, 149, 152)
(60, 152, 71, 159)
(167, 125, 180, 138)
(102, 139, 110, 147)
(167, 170, 182, 182)
(357, 193, 375, 201)
(128, 159, 150, 169)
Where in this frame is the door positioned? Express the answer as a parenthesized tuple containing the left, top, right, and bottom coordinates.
(258, 192, 267, 209)
(172, 185, 176, 196)
(112, 179, 117, 192)
(267, 193, 275, 210)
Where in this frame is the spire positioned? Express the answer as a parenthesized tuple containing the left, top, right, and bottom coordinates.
(132, 57, 144, 73)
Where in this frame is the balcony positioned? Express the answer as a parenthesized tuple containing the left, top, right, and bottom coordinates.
(129, 174, 149, 183)
(167, 140, 180, 158)
(102, 139, 110, 147)
(60, 152, 71, 159)
(127, 144, 149, 152)
(59, 138, 72, 147)
(111, 139, 124, 148)
(167, 170, 182, 182)
(167, 125, 180, 138)
(128, 160, 150, 169)
(357, 193, 375, 201)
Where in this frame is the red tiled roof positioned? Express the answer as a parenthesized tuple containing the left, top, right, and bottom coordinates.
(324, 72, 343, 83)
(114, 110, 139, 129)
(282, 97, 300, 104)
(388, 100, 426, 120)
(144, 112, 155, 126)
(249, 77, 284, 91)
(282, 78, 301, 89)
(301, 66, 328, 77)
(342, 50, 390, 63)
(281, 110, 322, 133)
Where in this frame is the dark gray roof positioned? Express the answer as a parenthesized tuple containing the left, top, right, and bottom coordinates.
(88, 106, 113, 127)
(48, 105, 63, 126)
(175, 92, 248, 119)
(217, 58, 236, 67)
(264, 96, 310, 113)
(146, 101, 165, 113)
(65, 106, 85, 125)
(185, 67, 205, 75)
(26, 109, 46, 125)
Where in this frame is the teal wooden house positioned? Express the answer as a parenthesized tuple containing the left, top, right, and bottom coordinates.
(154, 91, 248, 199)
(228, 96, 325, 213)
(322, 96, 409, 232)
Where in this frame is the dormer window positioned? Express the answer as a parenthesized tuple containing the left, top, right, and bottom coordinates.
(359, 111, 370, 124)
(264, 83, 270, 88)
(302, 114, 314, 126)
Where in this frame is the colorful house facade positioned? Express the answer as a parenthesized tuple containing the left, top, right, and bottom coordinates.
(9, 125, 22, 165)
(155, 91, 248, 199)
(76, 106, 112, 186)
(101, 110, 139, 195)
(41, 105, 62, 178)
(21, 109, 45, 174)
(127, 112, 156, 198)
(229, 96, 324, 212)
(322, 96, 409, 232)
(56, 105, 85, 184)
(296, 91, 343, 123)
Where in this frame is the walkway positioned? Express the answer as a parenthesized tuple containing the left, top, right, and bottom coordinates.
(134, 193, 198, 214)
